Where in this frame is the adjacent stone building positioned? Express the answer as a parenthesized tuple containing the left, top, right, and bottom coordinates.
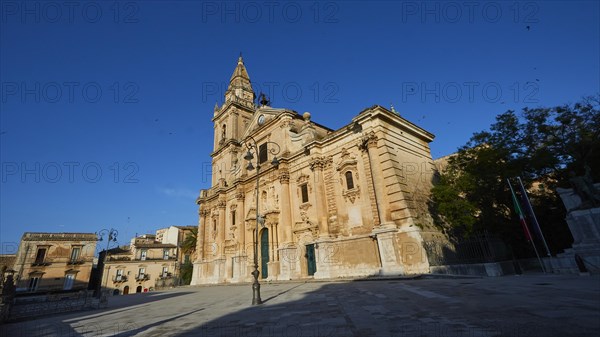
(155, 225, 197, 266)
(99, 234, 178, 295)
(10, 233, 97, 292)
(191, 57, 439, 284)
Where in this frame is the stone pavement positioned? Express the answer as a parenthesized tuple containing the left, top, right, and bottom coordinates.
(1, 274, 598, 337)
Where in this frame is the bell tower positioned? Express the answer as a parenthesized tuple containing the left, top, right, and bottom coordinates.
(211, 56, 256, 185)
(225, 55, 255, 104)
(213, 55, 256, 152)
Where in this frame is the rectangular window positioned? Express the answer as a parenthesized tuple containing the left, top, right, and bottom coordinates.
(162, 266, 168, 277)
(35, 248, 47, 264)
(140, 249, 147, 261)
(70, 247, 81, 262)
(116, 269, 124, 281)
(301, 183, 309, 203)
(163, 249, 169, 260)
(258, 143, 268, 164)
(28, 277, 40, 291)
(138, 267, 146, 279)
(231, 210, 236, 227)
(63, 274, 75, 290)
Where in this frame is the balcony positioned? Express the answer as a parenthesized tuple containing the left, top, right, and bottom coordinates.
(138, 256, 176, 261)
(31, 260, 51, 267)
(135, 274, 150, 281)
(67, 259, 86, 265)
(106, 256, 131, 261)
(158, 272, 173, 279)
(113, 275, 128, 283)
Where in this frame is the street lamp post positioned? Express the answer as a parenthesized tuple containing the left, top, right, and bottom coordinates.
(96, 228, 119, 253)
(95, 228, 118, 297)
(242, 135, 280, 305)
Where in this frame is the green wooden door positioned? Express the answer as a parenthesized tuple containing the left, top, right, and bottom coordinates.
(306, 244, 316, 276)
(261, 229, 269, 279)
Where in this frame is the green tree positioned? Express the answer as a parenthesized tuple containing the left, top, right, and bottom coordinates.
(179, 227, 197, 285)
(432, 95, 599, 255)
(180, 261, 193, 285)
(182, 227, 198, 255)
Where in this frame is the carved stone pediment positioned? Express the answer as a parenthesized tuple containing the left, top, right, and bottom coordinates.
(246, 207, 257, 220)
(293, 221, 319, 239)
(296, 173, 310, 185)
(336, 148, 358, 172)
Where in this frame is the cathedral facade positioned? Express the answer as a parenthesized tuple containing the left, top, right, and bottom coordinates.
(191, 57, 439, 284)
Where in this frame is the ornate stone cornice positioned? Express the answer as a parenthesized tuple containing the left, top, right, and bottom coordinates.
(309, 156, 333, 171)
(217, 199, 227, 209)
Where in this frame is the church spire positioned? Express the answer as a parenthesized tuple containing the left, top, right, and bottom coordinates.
(225, 55, 254, 104)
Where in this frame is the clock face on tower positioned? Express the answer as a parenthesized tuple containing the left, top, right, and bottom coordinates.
(258, 114, 265, 125)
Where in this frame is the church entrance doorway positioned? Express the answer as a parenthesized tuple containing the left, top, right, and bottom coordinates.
(306, 244, 316, 276)
(260, 229, 269, 279)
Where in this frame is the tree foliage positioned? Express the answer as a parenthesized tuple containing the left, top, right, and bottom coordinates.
(431, 95, 600, 255)
(182, 227, 198, 255)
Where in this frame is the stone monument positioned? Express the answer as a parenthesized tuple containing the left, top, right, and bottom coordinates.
(554, 168, 600, 274)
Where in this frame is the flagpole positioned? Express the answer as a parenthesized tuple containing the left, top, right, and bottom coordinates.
(517, 176, 553, 260)
(507, 179, 546, 273)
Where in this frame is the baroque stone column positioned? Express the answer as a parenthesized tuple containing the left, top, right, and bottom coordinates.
(217, 200, 227, 256)
(216, 199, 227, 282)
(236, 191, 246, 252)
(231, 190, 247, 282)
(278, 169, 292, 243)
(278, 168, 295, 280)
(310, 156, 330, 237)
(197, 209, 208, 261)
(360, 131, 392, 227)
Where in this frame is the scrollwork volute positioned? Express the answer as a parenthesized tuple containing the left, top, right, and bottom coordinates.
(359, 131, 378, 151)
(235, 191, 245, 201)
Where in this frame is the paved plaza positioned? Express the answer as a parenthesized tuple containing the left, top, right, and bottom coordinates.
(1, 274, 599, 337)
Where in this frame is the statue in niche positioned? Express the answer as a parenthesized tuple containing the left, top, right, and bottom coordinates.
(569, 165, 600, 209)
(261, 190, 268, 211)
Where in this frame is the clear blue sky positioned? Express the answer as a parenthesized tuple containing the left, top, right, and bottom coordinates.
(1, 1, 598, 253)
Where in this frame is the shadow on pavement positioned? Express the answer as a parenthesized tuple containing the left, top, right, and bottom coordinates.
(0, 290, 195, 337)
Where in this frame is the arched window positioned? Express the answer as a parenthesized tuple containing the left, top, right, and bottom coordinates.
(345, 171, 354, 190)
(222, 124, 227, 139)
(213, 219, 217, 232)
